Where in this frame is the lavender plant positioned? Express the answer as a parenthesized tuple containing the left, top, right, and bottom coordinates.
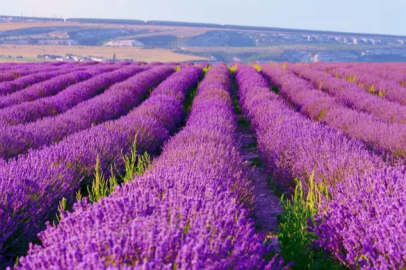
(235, 64, 386, 269)
(0, 65, 80, 96)
(0, 62, 75, 84)
(11, 63, 287, 270)
(261, 63, 406, 160)
(0, 66, 202, 268)
(287, 63, 406, 124)
(0, 65, 173, 160)
(0, 63, 118, 110)
(0, 64, 146, 126)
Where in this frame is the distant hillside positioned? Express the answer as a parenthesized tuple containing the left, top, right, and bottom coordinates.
(66, 17, 406, 39)
(1, 15, 406, 63)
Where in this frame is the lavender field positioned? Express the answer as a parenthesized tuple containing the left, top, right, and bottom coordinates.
(0, 60, 405, 270)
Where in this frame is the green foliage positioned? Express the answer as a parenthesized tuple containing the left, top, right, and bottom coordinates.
(244, 142, 258, 153)
(122, 138, 138, 184)
(136, 152, 151, 176)
(315, 109, 328, 122)
(183, 68, 206, 114)
(121, 136, 151, 184)
(232, 96, 242, 113)
(271, 86, 280, 95)
(84, 137, 151, 204)
(266, 175, 285, 197)
(247, 142, 257, 148)
(53, 197, 67, 226)
(87, 156, 117, 203)
(54, 137, 151, 230)
(175, 66, 181, 72)
(183, 88, 197, 114)
(108, 165, 118, 194)
(121, 139, 136, 182)
(75, 189, 83, 202)
(251, 63, 262, 72)
(229, 65, 238, 74)
(237, 116, 251, 130)
(366, 85, 375, 94)
(202, 66, 211, 74)
(58, 197, 67, 213)
(183, 220, 191, 234)
(56, 197, 67, 223)
(249, 157, 262, 167)
(278, 174, 344, 270)
(345, 75, 356, 83)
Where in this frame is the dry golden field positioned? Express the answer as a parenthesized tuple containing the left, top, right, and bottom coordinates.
(0, 44, 208, 62)
(0, 22, 213, 62)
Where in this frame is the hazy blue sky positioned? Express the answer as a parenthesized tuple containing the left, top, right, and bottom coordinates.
(2, 0, 406, 36)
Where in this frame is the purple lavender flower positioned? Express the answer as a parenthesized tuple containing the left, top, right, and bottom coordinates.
(12, 63, 286, 270)
(0, 65, 202, 268)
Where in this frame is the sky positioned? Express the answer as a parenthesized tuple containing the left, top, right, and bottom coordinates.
(1, 0, 406, 36)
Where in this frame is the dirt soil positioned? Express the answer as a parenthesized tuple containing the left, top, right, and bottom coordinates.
(233, 98, 282, 252)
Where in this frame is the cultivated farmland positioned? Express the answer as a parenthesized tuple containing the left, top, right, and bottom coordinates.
(0, 61, 405, 269)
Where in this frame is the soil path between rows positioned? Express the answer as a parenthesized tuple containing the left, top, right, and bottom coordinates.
(232, 83, 282, 251)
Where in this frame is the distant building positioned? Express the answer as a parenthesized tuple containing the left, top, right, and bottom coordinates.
(65, 54, 88, 62)
(40, 54, 63, 60)
(104, 40, 144, 47)
(89, 55, 108, 62)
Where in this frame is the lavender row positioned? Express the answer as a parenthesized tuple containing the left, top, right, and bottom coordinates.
(0, 62, 95, 72)
(261, 63, 406, 159)
(0, 62, 25, 67)
(287, 63, 406, 124)
(0, 65, 175, 160)
(0, 64, 84, 96)
(0, 63, 33, 72)
(0, 62, 74, 68)
(235, 65, 406, 269)
(0, 62, 78, 84)
(0, 66, 202, 268)
(335, 62, 406, 86)
(14, 63, 286, 270)
(314, 62, 406, 83)
(0, 64, 119, 110)
(236, 64, 383, 189)
(313, 161, 406, 269)
(286, 65, 406, 269)
(311, 63, 406, 106)
(375, 62, 406, 77)
(0, 64, 145, 127)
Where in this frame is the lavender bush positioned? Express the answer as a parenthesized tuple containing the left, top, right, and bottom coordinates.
(236, 64, 383, 189)
(0, 65, 202, 268)
(0, 64, 118, 110)
(11, 63, 288, 270)
(261, 63, 406, 160)
(288, 63, 406, 124)
(0, 64, 145, 127)
(0, 62, 76, 84)
(314, 166, 406, 269)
